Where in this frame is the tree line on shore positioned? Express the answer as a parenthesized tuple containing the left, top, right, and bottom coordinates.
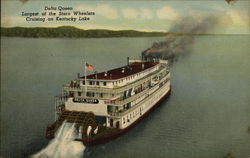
(1, 26, 167, 38)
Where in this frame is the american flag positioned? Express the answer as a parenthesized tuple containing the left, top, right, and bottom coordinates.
(85, 63, 94, 71)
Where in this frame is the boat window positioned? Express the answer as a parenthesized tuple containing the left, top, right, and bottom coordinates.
(116, 121, 120, 128)
(86, 92, 94, 97)
(100, 93, 103, 98)
(82, 80, 85, 85)
(86, 92, 91, 97)
(103, 82, 107, 86)
(110, 119, 113, 127)
(78, 92, 81, 96)
(96, 81, 99, 85)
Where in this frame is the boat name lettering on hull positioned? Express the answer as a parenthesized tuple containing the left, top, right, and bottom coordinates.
(73, 98, 99, 104)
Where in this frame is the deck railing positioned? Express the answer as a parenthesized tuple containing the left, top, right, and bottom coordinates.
(106, 74, 169, 106)
(108, 80, 170, 117)
(54, 94, 68, 120)
(63, 66, 168, 94)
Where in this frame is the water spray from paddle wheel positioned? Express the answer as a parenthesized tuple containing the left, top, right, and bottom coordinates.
(46, 111, 99, 139)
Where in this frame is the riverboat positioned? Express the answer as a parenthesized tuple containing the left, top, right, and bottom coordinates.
(46, 58, 171, 145)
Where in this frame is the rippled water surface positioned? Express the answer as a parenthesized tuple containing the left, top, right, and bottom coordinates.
(1, 35, 250, 158)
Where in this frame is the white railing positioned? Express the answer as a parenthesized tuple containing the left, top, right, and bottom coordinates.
(108, 78, 170, 117)
(63, 66, 168, 94)
(105, 73, 169, 106)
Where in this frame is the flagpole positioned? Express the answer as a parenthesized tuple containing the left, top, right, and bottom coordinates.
(85, 62, 87, 96)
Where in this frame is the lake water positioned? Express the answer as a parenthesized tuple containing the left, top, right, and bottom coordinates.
(1, 35, 250, 158)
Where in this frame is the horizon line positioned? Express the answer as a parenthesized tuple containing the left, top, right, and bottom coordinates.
(1, 26, 250, 36)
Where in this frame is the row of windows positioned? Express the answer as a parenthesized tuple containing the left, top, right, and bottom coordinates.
(77, 92, 104, 98)
(82, 80, 106, 86)
(120, 68, 152, 84)
(122, 108, 142, 124)
(82, 68, 153, 87)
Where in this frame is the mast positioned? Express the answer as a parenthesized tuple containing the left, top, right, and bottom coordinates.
(85, 62, 87, 95)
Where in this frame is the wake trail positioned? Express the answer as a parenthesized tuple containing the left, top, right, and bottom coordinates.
(32, 121, 85, 158)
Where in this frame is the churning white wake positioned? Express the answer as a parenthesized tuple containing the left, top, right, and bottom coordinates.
(32, 121, 85, 158)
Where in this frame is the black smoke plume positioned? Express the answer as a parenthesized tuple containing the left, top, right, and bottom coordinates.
(142, 16, 220, 62)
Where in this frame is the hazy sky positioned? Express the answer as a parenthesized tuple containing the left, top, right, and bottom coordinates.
(1, 0, 249, 34)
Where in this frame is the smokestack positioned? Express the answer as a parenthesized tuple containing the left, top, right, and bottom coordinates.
(127, 57, 129, 65)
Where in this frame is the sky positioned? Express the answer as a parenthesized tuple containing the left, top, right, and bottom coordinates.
(1, 0, 250, 34)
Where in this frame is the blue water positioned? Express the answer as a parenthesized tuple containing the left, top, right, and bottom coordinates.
(1, 35, 250, 158)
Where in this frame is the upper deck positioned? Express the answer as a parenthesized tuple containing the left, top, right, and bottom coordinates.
(80, 62, 158, 80)
(64, 60, 168, 90)
(64, 64, 168, 95)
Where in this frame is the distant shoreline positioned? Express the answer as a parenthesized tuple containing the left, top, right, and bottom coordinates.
(1, 26, 166, 38)
(1, 26, 249, 38)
